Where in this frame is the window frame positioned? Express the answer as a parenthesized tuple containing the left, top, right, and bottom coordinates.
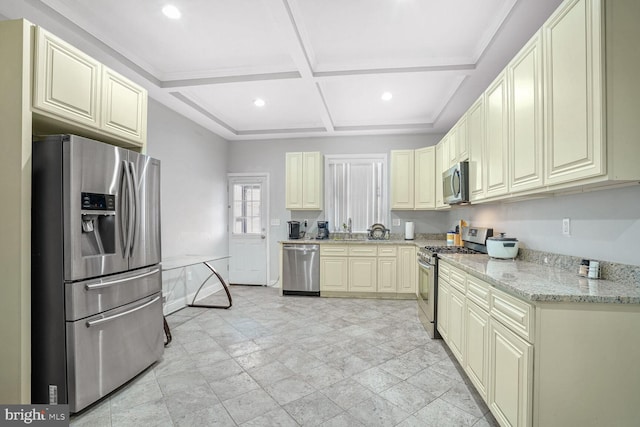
(324, 153, 389, 233)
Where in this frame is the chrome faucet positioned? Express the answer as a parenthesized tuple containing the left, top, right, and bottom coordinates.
(347, 217, 352, 237)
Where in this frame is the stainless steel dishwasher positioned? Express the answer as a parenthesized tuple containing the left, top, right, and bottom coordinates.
(282, 244, 320, 296)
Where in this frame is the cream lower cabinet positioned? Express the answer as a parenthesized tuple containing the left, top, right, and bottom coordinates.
(448, 287, 466, 364)
(320, 257, 348, 292)
(319, 244, 417, 296)
(397, 246, 416, 294)
(377, 257, 397, 292)
(377, 245, 398, 292)
(436, 278, 450, 341)
(439, 261, 533, 427)
(488, 318, 533, 427)
(465, 300, 490, 401)
(348, 257, 377, 292)
(319, 245, 348, 292)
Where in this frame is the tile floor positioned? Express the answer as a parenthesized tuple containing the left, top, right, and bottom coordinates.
(70, 285, 498, 426)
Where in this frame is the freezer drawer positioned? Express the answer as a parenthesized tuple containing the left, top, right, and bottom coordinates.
(65, 266, 161, 321)
(65, 293, 164, 413)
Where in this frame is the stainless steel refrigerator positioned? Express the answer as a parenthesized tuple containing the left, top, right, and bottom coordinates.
(31, 134, 163, 413)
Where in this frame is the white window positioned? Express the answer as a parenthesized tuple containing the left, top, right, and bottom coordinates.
(325, 154, 388, 233)
(231, 182, 262, 234)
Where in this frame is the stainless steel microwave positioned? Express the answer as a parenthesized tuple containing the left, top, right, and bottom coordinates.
(443, 161, 469, 205)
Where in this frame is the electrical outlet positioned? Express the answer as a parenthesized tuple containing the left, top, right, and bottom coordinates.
(562, 218, 571, 236)
(187, 271, 193, 281)
(392, 218, 401, 226)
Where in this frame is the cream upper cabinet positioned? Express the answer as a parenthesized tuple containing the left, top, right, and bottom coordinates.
(390, 150, 415, 209)
(434, 142, 449, 209)
(32, 27, 147, 148)
(285, 152, 323, 210)
(414, 146, 436, 210)
(446, 129, 457, 168)
(543, 0, 603, 185)
(397, 246, 416, 294)
(101, 67, 147, 145)
(33, 26, 101, 129)
(489, 318, 533, 427)
(456, 115, 469, 162)
(485, 72, 509, 198)
(508, 31, 544, 193)
(467, 96, 486, 202)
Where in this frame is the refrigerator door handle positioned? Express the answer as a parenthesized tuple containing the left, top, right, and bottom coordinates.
(84, 268, 160, 290)
(128, 161, 140, 255)
(123, 160, 135, 258)
(85, 295, 160, 328)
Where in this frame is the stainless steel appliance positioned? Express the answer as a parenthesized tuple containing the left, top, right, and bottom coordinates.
(417, 226, 493, 338)
(288, 220, 302, 239)
(31, 134, 163, 413)
(282, 244, 320, 296)
(443, 161, 470, 205)
(316, 221, 329, 240)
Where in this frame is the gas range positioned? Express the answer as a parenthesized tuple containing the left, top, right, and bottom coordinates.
(417, 226, 493, 264)
(418, 245, 484, 263)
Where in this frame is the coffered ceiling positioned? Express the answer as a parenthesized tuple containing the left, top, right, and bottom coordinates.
(0, 0, 563, 140)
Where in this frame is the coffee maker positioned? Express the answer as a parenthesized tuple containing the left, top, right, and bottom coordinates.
(316, 221, 329, 240)
(288, 221, 302, 239)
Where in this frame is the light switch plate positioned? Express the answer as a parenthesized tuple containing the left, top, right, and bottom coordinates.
(392, 218, 401, 226)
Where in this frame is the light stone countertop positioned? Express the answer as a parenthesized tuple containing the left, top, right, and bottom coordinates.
(279, 238, 442, 247)
(439, 253, 640, 305)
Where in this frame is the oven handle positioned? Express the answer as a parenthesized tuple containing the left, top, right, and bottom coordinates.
(418, 259, 432, 270)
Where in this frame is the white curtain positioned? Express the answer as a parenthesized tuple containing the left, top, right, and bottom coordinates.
(326, 155, 387, 232)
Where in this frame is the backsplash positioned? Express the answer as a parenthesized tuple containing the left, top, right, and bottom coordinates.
(518, 248, 640, 286)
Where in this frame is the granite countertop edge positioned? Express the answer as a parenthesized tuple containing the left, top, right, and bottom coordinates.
(438, 253, 640, 305)
(278, 238, 438, 247)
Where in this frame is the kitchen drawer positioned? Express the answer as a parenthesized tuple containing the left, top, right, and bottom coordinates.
(320, 245, 348, 256)
(377, 245, 397, 257)
(449, 265, 466, 293)
(438, 261, 451, 283)
(348, 245, 377, 257)
(467, 275, 491, 312)
(490, 287, 534, 342)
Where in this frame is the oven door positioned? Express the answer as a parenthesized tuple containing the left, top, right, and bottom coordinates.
(417, 259, 439, 338)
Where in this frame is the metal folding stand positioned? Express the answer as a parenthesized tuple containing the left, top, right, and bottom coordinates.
(187, 260, 233, 309)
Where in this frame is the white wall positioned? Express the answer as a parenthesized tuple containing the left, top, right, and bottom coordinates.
(227, 134, 449, 284)
(448, 185, 640, 266)
(145, 99, 230, 310)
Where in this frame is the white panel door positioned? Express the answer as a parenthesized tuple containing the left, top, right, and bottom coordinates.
(228, 174, 268, 285)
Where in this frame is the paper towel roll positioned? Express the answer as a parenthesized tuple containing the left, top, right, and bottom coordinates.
(405, 222, 415, 240)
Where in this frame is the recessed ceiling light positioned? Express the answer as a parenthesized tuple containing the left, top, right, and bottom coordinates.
(162, 5, 181, 19)
(381, 92, 393, 101)
(254, 98, 266, 107)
